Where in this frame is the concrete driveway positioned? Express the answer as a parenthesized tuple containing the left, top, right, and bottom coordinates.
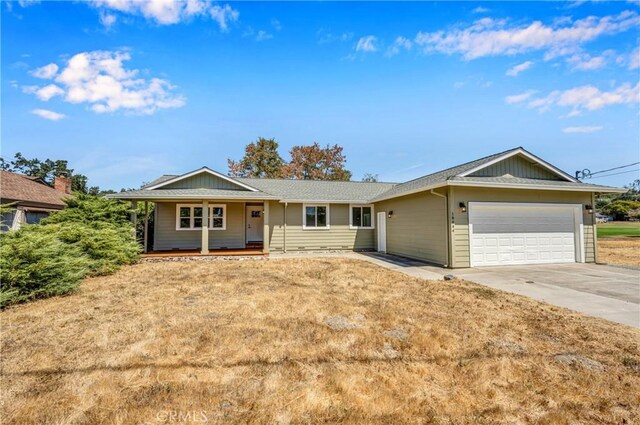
(348, 253, 640, 328)
(448, 263, 639, 327)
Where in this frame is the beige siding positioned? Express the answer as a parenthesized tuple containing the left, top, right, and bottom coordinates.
(373, 191, 448, 265)
(450, 188, 595, 268)
(163, 174, 251, 190)
(154, 201, 245, 250)
(267, 202, 375, 251)
(469, 155, 562, 180)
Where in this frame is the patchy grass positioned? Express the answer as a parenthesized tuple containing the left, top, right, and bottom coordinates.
(1, 258, 639, 424)
(597, 221, 640, 238)
(598, 238, 640, 267)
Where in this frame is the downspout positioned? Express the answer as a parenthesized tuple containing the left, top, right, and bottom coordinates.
(430, 189, 450, 268)
(283, 202, 288, 253)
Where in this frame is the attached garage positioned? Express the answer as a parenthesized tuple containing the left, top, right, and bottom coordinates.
(468, 202, 584, 267)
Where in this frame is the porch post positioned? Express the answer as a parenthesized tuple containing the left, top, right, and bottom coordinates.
(143, 201, 149, 253)
(201, 200, 209, 255)
(262, 201, 270, 254)
(130, 201, 138, 241)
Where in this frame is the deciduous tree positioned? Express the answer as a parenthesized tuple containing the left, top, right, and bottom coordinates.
(227, 137, 285, 178)
(282, 142, 352, 181)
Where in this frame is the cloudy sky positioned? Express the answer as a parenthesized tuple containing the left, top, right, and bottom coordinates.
(2, 1, 639, 190)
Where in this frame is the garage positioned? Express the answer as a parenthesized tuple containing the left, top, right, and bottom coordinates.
(468, 202, 584, 267)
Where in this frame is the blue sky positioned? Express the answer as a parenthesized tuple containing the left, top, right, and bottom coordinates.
(2, 1, 639, 190)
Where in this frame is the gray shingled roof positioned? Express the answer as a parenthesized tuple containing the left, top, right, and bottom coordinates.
(235, 178, 395, 202)
(111, 188, 278, 200)
(448, 176, 624, 192)
(114, 146, 623, 203)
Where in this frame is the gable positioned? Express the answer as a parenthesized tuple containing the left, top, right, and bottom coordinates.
(161, 173, 252, 190)
(468, 154, 564, 181)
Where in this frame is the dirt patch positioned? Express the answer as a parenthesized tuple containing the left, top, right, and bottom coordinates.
(598, 238, 640, 267)
(1, 258, 639, 424)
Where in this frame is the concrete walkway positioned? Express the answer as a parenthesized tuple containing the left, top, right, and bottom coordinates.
(270, 251, 640, 328)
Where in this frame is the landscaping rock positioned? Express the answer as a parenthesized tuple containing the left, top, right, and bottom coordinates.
(555, 353, 604, 371)
(384, 328, 408, 341)
(382, 343, 400, 359)
(443, 274, 456, 281)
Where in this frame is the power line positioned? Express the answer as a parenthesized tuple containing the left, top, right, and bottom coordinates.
(590, 162, 640, 176)
(589, 168, 640, 179)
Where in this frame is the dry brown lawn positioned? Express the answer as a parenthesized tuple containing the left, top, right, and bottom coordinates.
(598, 237, 640, 267)
(1, 258, 639, 424)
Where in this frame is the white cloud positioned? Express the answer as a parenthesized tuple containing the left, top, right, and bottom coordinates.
(505, 90, 537, 104)
(255, 30, 272, 42)
(562, 126, 603, 133)
(89, 0, 239, 30)
(385, 36, 413, 57)
(566, 50, 615, 70)
(506, 60, 534, 76)
(31, 63, 58, 79)
(31, 108, 65, 121)
(271, 19, 282, 31)
(17, 0, 40, 7)
(521, 82, 640, 114)
(472, 6, 490, 14)
(356, 35, 378, 53)
(317, 29, 353, 45)
(25, 50, 185, 115)
(629, 46, 640, 70)
(414, 10, 640, 60)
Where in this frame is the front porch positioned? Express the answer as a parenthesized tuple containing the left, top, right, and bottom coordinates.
(131, 199, 271, 255)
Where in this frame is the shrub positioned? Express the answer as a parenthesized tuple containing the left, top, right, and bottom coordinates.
(0, 196, 140, 307)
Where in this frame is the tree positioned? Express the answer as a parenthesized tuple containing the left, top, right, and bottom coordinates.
(601, 200, 640, 220)
(362, 173, 379, 182)
(1, 152, 97, 194)
(282, 142, 352, 181)
(227, 137, 286, 178)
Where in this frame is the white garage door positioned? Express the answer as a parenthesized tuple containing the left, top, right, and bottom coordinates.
(469, 202, 583, 267)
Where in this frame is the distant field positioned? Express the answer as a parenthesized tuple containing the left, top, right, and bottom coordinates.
(597, 221, 640, 238)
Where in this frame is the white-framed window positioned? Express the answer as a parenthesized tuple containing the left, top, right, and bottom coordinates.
(176, 204, 226, 230)
(350, 204, 374, 229)
(303, 204, 330, 230)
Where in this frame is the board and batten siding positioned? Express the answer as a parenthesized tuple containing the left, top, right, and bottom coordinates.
(469, 155, 563, 180)
(267, 202, 374, 251)
(162, 174, 251, 190)
(154, 201, 245, 250)
(373, 191, 448, 266)
(450, 187, 596, 268)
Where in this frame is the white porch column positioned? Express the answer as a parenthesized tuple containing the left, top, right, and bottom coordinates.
(262, 201, 270, 254)
(130, 201, 138, 241)
(201, 200, 209, 255)
(143, 201, 149, 253)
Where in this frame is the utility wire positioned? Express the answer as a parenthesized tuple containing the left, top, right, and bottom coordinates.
(589, 168, 640, 179)
(589, 161, 640, 176)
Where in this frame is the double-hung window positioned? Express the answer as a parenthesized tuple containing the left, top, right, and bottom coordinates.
(350, 204, 374, 229)
(176, 204, 226, 230)
(303, 204, 329, 229)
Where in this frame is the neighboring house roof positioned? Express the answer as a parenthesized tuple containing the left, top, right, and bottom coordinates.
(112, 146, 625, 203)
(0, 171, 72, 208)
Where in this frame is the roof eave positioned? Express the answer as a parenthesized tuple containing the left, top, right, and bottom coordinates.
(448, 180, 626, 193)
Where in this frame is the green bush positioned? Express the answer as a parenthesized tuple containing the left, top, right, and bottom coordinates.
(0, 195, 140, 307)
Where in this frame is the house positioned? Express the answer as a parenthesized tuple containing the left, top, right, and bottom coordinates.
(109, 147, 625, 268)
(0, 171, 73, 231)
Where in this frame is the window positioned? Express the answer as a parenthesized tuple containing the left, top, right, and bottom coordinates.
(303, 204, 329, 229)
(350, 204, 374, 229)
(176, 204, 226, 230)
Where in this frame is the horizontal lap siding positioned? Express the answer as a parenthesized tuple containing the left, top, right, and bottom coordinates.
(268, 202, 374, 251)
(374, 192, 448, 265)
(155, 202, 245, 250)
(163, 174, 249, 190)
(451, 188, 595, 268)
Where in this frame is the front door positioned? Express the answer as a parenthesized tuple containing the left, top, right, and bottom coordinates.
(246, 206, 264, 244)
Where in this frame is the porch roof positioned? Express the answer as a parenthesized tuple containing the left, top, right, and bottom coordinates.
(109, 188, 278, 201)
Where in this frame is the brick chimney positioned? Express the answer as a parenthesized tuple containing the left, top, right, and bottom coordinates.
(54, 173, 72, 194)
